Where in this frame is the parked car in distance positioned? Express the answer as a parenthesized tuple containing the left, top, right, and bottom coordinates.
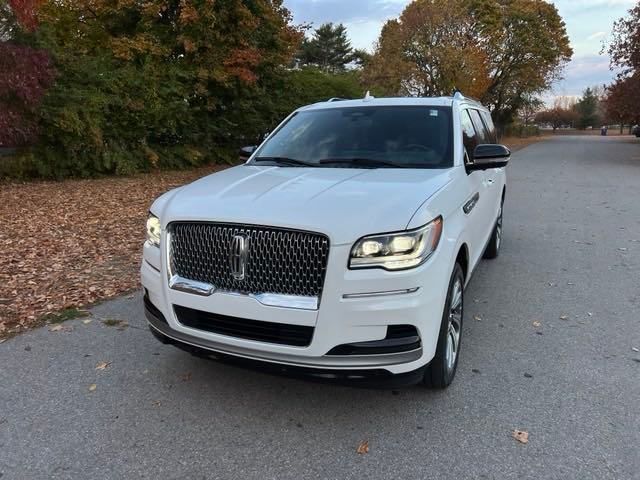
(141, 92, 510, 388)
(633, 125, 639, 137)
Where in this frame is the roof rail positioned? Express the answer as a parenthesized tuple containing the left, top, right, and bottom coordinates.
(327, 97, 347, 102)
(452, 89, 482, 105)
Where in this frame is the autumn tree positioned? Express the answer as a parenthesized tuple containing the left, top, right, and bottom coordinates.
(0, 0, 54, 149)
(297, 23, 355, 73)
(602, 2, 640, 133)
(535, 100, 578, 131)
(603, 74, 640, 132)
(23, 0, 302, 177)
(364, 0, 572, 127)
(607, 1, 640, 75)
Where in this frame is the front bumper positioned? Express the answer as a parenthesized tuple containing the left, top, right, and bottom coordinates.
(145, 297, 426, 387)
(141, 233, 453, 376)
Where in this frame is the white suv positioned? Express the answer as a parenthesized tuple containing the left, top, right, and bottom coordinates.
(141, 93, 509, 388)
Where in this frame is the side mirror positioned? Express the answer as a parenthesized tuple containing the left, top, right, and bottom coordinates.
(239, 145, 257, 162)
(468, 144, 510, 170)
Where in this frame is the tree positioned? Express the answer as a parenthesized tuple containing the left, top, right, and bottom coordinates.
(602, 2, 640, 133)
(20, 0, 303, 177)
(0, 0, 54, 149)
(297, 23, 355, 73)
(0, 42, 55, 148)
(535, 98, 578, 131)
(575, 87, 601, 129)
(364, 0, 572, 127)
(603, 74, 640, 132)
(606, 2, 640, 75)
(518, 95, 544, 126)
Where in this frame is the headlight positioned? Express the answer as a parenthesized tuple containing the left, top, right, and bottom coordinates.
(146, 214, 161, 247)
(349, 217, 442, 270)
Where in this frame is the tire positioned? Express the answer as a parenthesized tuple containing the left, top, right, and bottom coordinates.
(423, 263, 464, 389)
(483, 200, 503, 259)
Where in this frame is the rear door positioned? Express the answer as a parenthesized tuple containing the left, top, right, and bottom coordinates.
(460, 109, 492, 267)
(469, 109, 502, 220)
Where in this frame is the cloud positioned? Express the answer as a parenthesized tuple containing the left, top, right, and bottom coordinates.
(552, 54, 617, 96)
(587, 31, 607, 40)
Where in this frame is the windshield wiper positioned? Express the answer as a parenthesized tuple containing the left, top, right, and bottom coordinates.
(253, 156, 317, 168)
(318, 157, 409, 168)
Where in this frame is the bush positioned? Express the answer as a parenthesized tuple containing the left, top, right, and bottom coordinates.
(502, 123, 540, 138)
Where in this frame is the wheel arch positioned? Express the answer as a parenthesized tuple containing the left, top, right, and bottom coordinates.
(455, 243, 469, 281)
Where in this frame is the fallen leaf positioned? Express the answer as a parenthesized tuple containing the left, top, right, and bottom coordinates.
(0, 339, 6, 344)
(88, 384, 97, 392)
(356, 440, 369, 454)
(632, 347, 639, 353)
(512, 430, 529, 444)
(82, 319, 92, 325)
(95, 361, 111, 371)
(473, 315, 482, 321)
(152, 400, 162, 407)
(532, 321, 541, 328)
(587, 312, 593, 317)
(180, 372, 192, 382)
(49, 324, 64, 332)
(559, 315, 569, 321)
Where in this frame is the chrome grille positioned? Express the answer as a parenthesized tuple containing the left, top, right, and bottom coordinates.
(169, 223, 330, 298)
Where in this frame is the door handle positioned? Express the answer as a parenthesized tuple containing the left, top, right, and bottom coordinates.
(463, 193, 480, 214)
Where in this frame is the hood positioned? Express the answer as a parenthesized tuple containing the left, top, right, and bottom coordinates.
(157, 165, 453, 245)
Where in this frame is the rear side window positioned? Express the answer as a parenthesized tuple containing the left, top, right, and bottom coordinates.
(460, 110, 478, 161)
(480, 111, 498, 143)
(469, 109, 490, 145)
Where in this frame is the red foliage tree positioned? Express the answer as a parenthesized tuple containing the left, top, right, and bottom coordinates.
(7, 0, 42, 31)
(0, 42, 55, 147)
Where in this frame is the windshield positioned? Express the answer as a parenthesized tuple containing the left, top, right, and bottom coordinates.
(251, 106, 453, 169)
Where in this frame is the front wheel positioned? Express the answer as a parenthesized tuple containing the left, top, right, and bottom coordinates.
(423, 263, 464, 389)
(483, 201, 503, 259)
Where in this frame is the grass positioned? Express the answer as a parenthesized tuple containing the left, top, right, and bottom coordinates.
(41, 307, 90, 324)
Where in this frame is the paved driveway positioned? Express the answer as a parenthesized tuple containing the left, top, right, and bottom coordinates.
(1, 135, 639, 479)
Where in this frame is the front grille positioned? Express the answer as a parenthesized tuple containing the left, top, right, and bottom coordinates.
(169, 222, 330, 298)
(174, 305, 314, 347)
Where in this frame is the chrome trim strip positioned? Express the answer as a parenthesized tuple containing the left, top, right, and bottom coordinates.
(342, 287, 420, 299)
(169, 275, 215, 297)
(463, 192, 480, 214)
(250, 293, 318, 310)
(147, 312, 422, 368)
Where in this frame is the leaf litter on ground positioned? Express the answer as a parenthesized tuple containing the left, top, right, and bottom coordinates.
(0, 165, 227, 338)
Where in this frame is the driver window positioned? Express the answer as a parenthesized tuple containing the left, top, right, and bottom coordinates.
(460, 110, 478, 164)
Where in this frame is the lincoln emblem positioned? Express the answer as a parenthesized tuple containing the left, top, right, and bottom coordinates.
(229, 234, 249, 280)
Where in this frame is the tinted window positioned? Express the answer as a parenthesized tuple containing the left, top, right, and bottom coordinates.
(469, 109, 490, 144)
(480, 111, 497, 143)
(460, 110, 478, 161)
(254, 106, 453, 168)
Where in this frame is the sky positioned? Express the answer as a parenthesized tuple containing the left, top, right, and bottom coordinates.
(283, 0, 638, 98)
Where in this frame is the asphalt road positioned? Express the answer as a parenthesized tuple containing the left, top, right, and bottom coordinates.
(1, 135, 639, 480)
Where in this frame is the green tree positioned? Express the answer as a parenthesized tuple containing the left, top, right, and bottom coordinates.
(18, 0, 302, 177)
(297, 23, 355, 73)
(364, 0, 573, 127)
(575, 87, 600, 129)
